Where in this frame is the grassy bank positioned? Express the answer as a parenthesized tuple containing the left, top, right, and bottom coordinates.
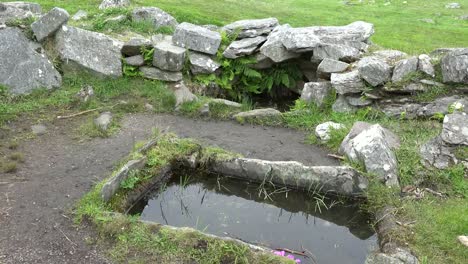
(20, 0, 468, 53)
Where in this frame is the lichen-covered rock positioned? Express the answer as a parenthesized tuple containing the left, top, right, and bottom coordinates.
(31, 7, 69, 42)
(317, 58, 349, 79)
(223, 36, 266, 59)
(418, 54, 435, 77)
(315, 122, 346, 142)
(392, 56, 418, 82)
(174, 82, 197, 108)
(223, 18, 279, 39)
(0, 27, 61, 94)
(441, 113, 468, 146)
(153, 41, 186, 71)
(209, 158, 368, 197)
(55, 25, 123, 77)
(331, 70, 365, 94)
(131, 7, 178, 29)
(313, 44, 361, 62)
(365, 248, 419, 264)
(332, 95, 357, 113)
(339, 122, 400, 187)
(357, 56, 391, 86)
(173, 22, 221, 55)
(420, 136, 458, 169)
(121, 37, 152, 56)
(233, 108, 282, 123)
(440, 48, 468, 84)
(124, 55, 144, 66)
(300, 82, 332, 107)
(99, 0, 130, 10)
(259, 24, 299, 63)
(417, 95, 468, 117)
(189, 52, 220, 74)
(94, 112, 112, 131)
(0, 2, 41, 24)
(140, 66, 182, 82)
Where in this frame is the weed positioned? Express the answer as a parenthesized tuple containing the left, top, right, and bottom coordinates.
(7, 140, 19, 150)
(1, 160, 18, 173)
(8, 152, 24, 163)
(121, 171, 141, 190)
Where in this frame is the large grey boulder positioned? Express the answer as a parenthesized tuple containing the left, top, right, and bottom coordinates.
(313, 44, 361, 62)
(209, 158, 368, 197)
(223, 36, 266, 59)
(392, 56, 418, 82)
(259, 24, 299, 63)
(420, 136, 458, 169)
(339, 122, 400, 187)
(418, 54, 435, 77)
(0, 2, 41, 24)
(441, 113, 468, 146)
(317, 58, 349, 79)
(121, 37, 152, 56)
(99, 0, 130, 9)
(223, 18, 279, 39)
(140, 66, 182, 82)
(331, 70, 366, 94)
(172, 22, 221, 55)
(153, 41, 186, 71)
(189, 52, 220, 75)
(131, 7, 178, 29)
(0, 27, 61, 94)
(31, 7, 69, 42)
(300, 82, 332, 107)
(357, 56, 391, 86)
(55, 25, 123, 77)
(440, 48, 468, 84)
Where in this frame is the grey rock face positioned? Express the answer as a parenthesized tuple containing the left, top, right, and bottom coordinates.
(313, 44, 361, 62)
(339, 123, 400, 187)
(441, 113, 468, 145)
(71, 10, 87, 21)
(251, 53, 274, 69)
(55, 25, 123, 77)
(94, 112, 112, 131)
(31, 124, 47, 135)
(140, 66, 182, 82)
(0, 2, 41, 24)
(346, 95, 373, 106)
(300, 82, 332, 107)
(101, 158, 147, 202)
(173, 22, 221, 55)
(31, 7, 69, 42)
(372, 49, 408, 64)
(420, 136, 458, 169)
(131, 7, 178, 29)
(341, 121, 401, 150)
(365, 248, 419, 264)
(209, 158, 368, 197)
(99, 0, 130, 9)
(383, 82, 427, 93)
(418, 54, 435, 77)
(0, 27, 61, 94)
(440, 48, 468, 84)
(317, 58, 349, 79)
(357, 56, 391, 86)
(223, 18, 279, 39)
(153, 41, 186, 71)
(417, 95, 468, 117)
(174, 82, 197, 107)
(121, 37, 152, 56)
(124, 55, 144, 66)
(189, 52, 220, 74)
(392, 56, 418, 82)
(315, 122, 346, 142)
(332, 95, 357, 113)
(259, 24, 299, 63)
(331, 70, 365, 95)
(223, 36, 266, 59)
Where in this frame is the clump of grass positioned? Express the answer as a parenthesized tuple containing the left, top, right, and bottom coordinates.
(7, 140, 19, 150)
(76, 115, 120, 139)
(8, 152, 24, 163)
(1, 160, 18, 173)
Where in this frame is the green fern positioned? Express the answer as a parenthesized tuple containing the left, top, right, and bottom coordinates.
(141, 46, 154, 66)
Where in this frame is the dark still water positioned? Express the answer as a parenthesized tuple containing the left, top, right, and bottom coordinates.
(137, 175, 377, 264)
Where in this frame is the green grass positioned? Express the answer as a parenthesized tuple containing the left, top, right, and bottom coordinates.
(27, 0, 468, 53)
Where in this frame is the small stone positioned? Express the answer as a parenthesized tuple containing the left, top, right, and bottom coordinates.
(94, 112, 112, 131)
(300, 82, 332, 107)
(441, 113, 468, 146)
(346, 95, 373, 106)
(71, 10, 87, 21)
(189, 52, 220, 75)
(315, 122, 346, 142)
(223, 18, 279, 39)
(99, 0, 130, 10)
(392, 56, 418, 82)
(140, 66, 182, 82)
(233, 108, 282, 122)
(458, 236, 468, 247)
(313, 44, 361, 62)
(372, 49, 408, 64)
(31, 124, 47, 135)
(419, 18, 435, 24)
(104, 15, 126, 23)
(420, 136, 458, 169)
(31, 7, 69, 42)
(441, 48, 468, 84)
(357, 56, 391, 86)
(223, 36, 266, 59)
(459, 14, 468, 20)
(145, 103, 154, 111)
(131, 7, 178, 29)
(121, 37, 152, 56)
(172, 22, 221, 55)
(420, 79, 443, 87)
(153, 41, 186, 71)
(174, 82, 197, 108)
(211, 99, 242, 108)
(418, 54, 435, 77)
(332, 95, 357, 113)
(124, 55, 144, 66)
(317, 58, 349, 79)
(445, 3, 461, 9)
(331, 70, 366, 95)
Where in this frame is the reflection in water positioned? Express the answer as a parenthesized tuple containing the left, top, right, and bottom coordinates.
(136, 175, 377, 264)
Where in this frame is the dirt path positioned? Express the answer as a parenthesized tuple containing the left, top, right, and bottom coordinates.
(0, 113, 337, 264)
